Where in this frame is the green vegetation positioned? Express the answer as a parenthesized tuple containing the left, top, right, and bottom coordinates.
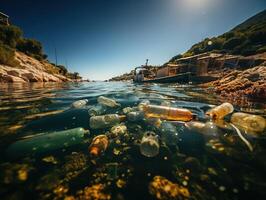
(170, 10, 266, 61)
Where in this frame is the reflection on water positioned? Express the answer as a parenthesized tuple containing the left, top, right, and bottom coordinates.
(0, 82, 265, 199)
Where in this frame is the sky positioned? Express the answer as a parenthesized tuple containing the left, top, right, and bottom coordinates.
(1, 0, 266, 80)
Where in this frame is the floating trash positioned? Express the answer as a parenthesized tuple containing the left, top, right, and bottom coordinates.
(71, 99, 88, 108)
(140, 131, 159, 157)
(88, 104, 107, 116)
(206, 102, 234, 120)
(89, 135, 109, 157)
(97, 96, 120, 108)
(7, 127, 89, 158)
(89, 114, 126, 129)
(231, 112, 266, 134)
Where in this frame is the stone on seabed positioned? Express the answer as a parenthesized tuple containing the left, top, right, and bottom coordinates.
(149, 176, 190, 200)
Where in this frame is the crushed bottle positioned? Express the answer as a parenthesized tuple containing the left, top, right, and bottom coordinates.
(127, 111, 145, 122)
(141, 104, 195, 122)
(88, 135, 109, 157)
(71, 99, 88, 108)
(7, 127, 89, 158)
(97, 96, 120, 108)
(108, 124, 127, 138)
(231, 112, 266, 133)
(88, 104, 107, 116)
(89, 114, 126, 129)
(140, 131, 159, 157)
(206, 102, 234, 120)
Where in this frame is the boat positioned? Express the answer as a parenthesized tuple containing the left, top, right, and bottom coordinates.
(133, 66, 217, 84)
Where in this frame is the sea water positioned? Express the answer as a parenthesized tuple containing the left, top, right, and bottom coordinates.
(0, 81, 265, 199)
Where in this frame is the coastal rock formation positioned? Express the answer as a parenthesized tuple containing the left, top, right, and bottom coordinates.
(0, 52, 72, 83)
(207, 65, 266, 99)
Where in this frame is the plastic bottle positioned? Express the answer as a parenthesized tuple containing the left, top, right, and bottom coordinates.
(88, 104, 107, 116)
(127, 111, 144, 122)
(206, 103, 234, 120)
(7, 127, 89, 158)
(231, 112, 266, 133)
(185, 121, 219, 139)
(142, 104, 195, 122)
(89, 114, 126, 129)
(97, 96, 120, 108)
(71, 99, 88, 108)
(160, 122, 178, 146)
(88, 135, 109, 157)
(140, 131, 159, 157)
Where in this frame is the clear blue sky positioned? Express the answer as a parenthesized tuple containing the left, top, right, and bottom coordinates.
(1, 0, 266, 80)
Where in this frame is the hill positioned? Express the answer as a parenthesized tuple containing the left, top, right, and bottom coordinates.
(169, 9, 266, 62)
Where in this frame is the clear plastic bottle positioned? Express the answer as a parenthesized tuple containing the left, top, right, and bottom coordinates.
(88, 135, 109, 157)
(206, 103, 234, 120)
(142, 104, 195, 122)
(231, 112, 266, 133)
(97, 96, 120, 108)
(7, 127, 89, 158)
(88, 104, 107, 116)
(160, 122, 178, 146)
(71, 99, 88, 108)
(185, 121, 219, 139)
(127, 111, 144, 122)
(140, 131, 159, 157)
(89, 114, 126, 129)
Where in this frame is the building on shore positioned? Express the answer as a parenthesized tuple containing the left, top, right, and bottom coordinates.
(0, 12, 9, 25)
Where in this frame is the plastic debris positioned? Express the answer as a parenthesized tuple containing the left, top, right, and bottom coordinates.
(71, 99, 88, 108)
(89, 135, 109, 157)
(141, 104, 195, 122)
(97, 96, 120, 108)
(160, 122, 179, 146)
(7, 127, 89, 158)
(88, 104, 107, 116)
(206, 102, 234, 120)
(90, 114, 126, 129)
(109, 124, 127, 138)
(127, 111, 144, 122)
(140, 131, 159, 157)
(231, 112, 266, 133)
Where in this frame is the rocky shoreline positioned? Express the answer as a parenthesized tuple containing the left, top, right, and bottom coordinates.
(0, 52, 73, 83)
(204, 65, 266, 99)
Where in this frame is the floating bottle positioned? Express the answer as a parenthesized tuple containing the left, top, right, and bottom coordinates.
(88, 104, 107, 116)
(97, 96, 120, 108)
(160, 122, 178, 146)
(88, 135, 109, 157)
(140, 131, 159, 157)
(71, 99, 88, 108)
(185, 121, 220, 140)
(141, 104, 195, 122)
(206, 103, 234, 120)
(7, 127, 89, 158)
(89, 114, 126, 129)
(122, 107, 138, 114)
(231, 112, 266, 133)
(127, 111, 144, 122)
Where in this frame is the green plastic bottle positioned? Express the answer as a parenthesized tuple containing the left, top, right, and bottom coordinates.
(7, 127, 89, 158)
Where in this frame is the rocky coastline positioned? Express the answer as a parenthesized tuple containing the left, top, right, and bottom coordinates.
(0, 51, 74, 83)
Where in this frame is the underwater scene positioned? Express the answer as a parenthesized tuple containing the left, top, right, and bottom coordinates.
(0, 82, 265, 200)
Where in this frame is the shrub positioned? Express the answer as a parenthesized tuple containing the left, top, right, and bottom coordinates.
(0, 43, 18, 66)
(222, 37, 246, 50)
(0, 25, 23, 48)
(17, 38, 43, 56)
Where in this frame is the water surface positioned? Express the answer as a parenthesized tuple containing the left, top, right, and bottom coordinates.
(0, 82, 265, 200)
